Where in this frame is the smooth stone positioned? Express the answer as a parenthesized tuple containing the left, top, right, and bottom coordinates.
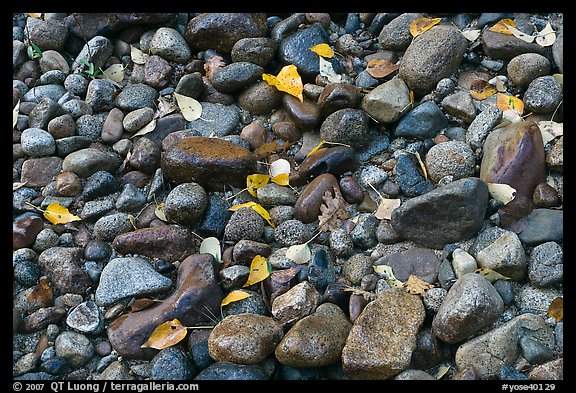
(349, 213, 379, 249)
(534, 183, 560, 209)
(440, 90, 477, 123)
(231, 37, 277, 67)
(317, 82, 361, 117)
(107, 254, 223, 360)
(275, 303, 352, 367)
(149, 27, 191, 63)
(208, 313, 283, 364)
(277, 23, 331, 79)
(20, 128, 56, 157)
(47, 114, 75, 139)
(123, 107, 155, 133)
(361, 78, 411, 124)
(163, 182, 208, 226)
(341, 288, 425, 380)
(425, 141, 476, 184)
(161, 136, 257, 190)
(271, 281, 321, 325)
(545, 135, 563, 172)
(71, 35, 114, 71)
(481, 28, 547, 60)
(196, 194, 232, 238)
(307, 247, 337, 289)
(291, 146, 360, 187)
(62, 148, 121, 178)
(115, 183, 146, 212)
(432, 273, 504, 344)
(115, 83, 159, 111)
(523, 76, 563, 114)
(221, 290, 268, 317)
(465, 105, 503, 150)
(38, 247, 91, 294)
(27, 97, 64, 130)
(518, 209, 563, 245)
(20, 157, 62, 187)
(211, 62, 264, 93)
(66, 301, 104, 334)
(399, 24, 468, 96)
(150, 347, 193, 380)
(394, 100, 448, 140)
(294, 173, 340, 223)
(195, 361, 268, 380)
(22, 84, 66, 104)
(507, 53, 551, 87)
(86, 79, 116, 112)
(13, 215, 44, 251)
(274, 219, 314, 247)
(238, 80, 283, 114)
(391, 177, 489, 249)
(25, 18, 68, 51)
(257, 183, 297, 206)
(219, 265, 250, 290)
(552, 30, 563, 73)
(224, 207, 265, 243)
(144, 54, 172, 89)
(92, 212, 136, 242)
(528, 241, 563, 288)
(342, 254, 373, 285)
(394, 370, 436, 380)
(394, 153, 433, 197)
(374, 247, 441, 283)
(18, 306, 67, 333)
(282, 95, 320, 131)
(54, 331, 94, 369)
(378, 13, 425, 50)
(232, 240, 272, 265)
(80, 170, 119, 201)
(319, 108, 370, 150)
(451, 248, 478, 278)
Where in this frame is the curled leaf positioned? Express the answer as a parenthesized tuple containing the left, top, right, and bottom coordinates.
(263, 64, 303, 102)
(246, 173, 270, 197)
(366, 58, 398, 79)
(285, 243, 312, 264)
(269, 159, 291, 186)
(130, 45, 148, 65)
(199, 236, 221, 263)
(538, 120, 563, 145)
(155, 202, 167, 221)
(309, 43, 334, 58)
(487, 182, 516, 205)
(99, 63, 125, 84)
(318, 56, 342, 83)
(221, 290, 252, 307)
(130, 118, 157, 138)
(243, 255, 271, 287)
(488, 19, 515, 35)
(410, 17, 442, 37)
(474, 267, 511, 283)
(204, 54, 226, 82)
(229, 201, 275, 228)
(141, 319, 187, 350)
(306, 140, 327, 158)
(461, 29, 481, 42)
(173, 92, 203, 121)
(373, 265, 404, 288)
(404, 274, 435, 296)
(536, 22, 556, 47)
(505, 24, 535, 43)
(43, 202, 81, 224)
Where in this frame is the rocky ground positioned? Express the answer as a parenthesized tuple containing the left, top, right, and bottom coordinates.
(13, 12, 563, 381)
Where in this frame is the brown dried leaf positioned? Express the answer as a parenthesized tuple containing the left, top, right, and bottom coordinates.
(204, 54, 226, 83)
(366, 58, 398, 79)
(318, 188, 351, 232)
(404, 275, 435, 296)
(547, 297, 563, 321)
(253, 141, 280, 159)
(130, 298, 159, 312)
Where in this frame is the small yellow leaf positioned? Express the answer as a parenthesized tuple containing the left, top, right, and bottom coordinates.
(306, 140, 327, 158)
(229, 201, 258, 212)
(435, 365, 451, 380)
(199, 236, 221, 263)
(128, 214, 138, 230)
(263, 64, 303, 102)
(547, 297, 563, 322)
(536, 22, 556, 47)
(410, 17, 442, 37)
(155, 202, 167, 221)
(412, 151, 428, 180)
(404, 274, 435, 296)
(173, 92, 203, 121)
(247, 174, 270, 197)
(229, 201, 275, 228)
(271, 173, 289, 186)
(13, 99, 20, 128)
(28, 13, 43, 19)
(243, 255, 271, 287)
(130, 45, 148, 65)
(469, 79, 498, 100)
(141, 319, 188, 350)
(221, 290, 253, 307)
(374, 198, 401, 220)
(309, 43, 334, 58)
(285, 243, 312, 264)
(100, 63, 125, 83)
(474, 268, 511, 283)
(43, 202, 81, 225)
(366, 58, 398, 79)
(409, 90, 415, 108)
(373, 265, 404, 288)
(489, 19, 516, 35)
(487, 182, 517, 205)
(497, 93, 524, 115)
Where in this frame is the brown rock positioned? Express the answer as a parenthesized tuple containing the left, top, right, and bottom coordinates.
(232, 240, 272, 265)
(38, 247, 91, 294)
(64, 13, 177, 40)
(546, 136, 563, 173)
(238, 80, 283, 114)
(339, 174, 364, 204)
(107, 254, 223, 360)
(294, 173, 340, 223)
(481, 28, 547, 60)
(47, 114, 75, 139)
(13, 215, 44, 250)
(144, 55, 172, 90)
(317, 82, 361, 117)
(20, 157, 63, 187)
(18, 306, 67, 333)
(271, 281, 321, 325)
(291, 146, 360, 187)
(128, 137, 161, 174)
(272, 121, 301, 142)
(101, 108, 125, 145)
(55, 171, 82, 196)
(533, 182, 561, 208)
(374, 247, 441, 283)
(161, 136, 257, 190)
(282, 95, 321, 131)
(112, 225, 196, 262)
(240, 121, 267, 149)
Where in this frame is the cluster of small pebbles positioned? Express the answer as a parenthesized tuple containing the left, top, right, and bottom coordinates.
(13, 12, 563, 381)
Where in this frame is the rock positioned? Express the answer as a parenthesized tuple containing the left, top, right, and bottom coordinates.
(81, 170, 119, 201)
(528, 241, 563, 288)
(528, 358, 563, 380)
(196, 194, 232, 238)
(278, 23, 331, 79)
(394, 100, 448, 140)
(22, 84, 66, 104)
(66, 301, 104, 334)
(399, 24, 468, 96)
(231, 37, 277, 67)
(112, 225, 196, 262)
(425, 141, 478, 184)
(13, 215, 44, 250)
(107, 254, 223, 360)
(221, 290, 268, 317)
(219, 265, 250, 290)
(394, 370, 436, 380)
(54, 331, 94, 369)
(115, 83, 159, 111)
(319, 108, 370, 150)
(375, 247, 441, 283)
(391, 177, 489, 249)
(122, 108, 155, 133)
(465, 105, 503, 150)
(224, 207, 265, 242)
(94, 256, 173, 307)
(149, 27, 191, 63)
(211, 62, 264, 93)
(275, 303, 352, 367)
(455, 313, 554, 379)
(274, 219, 313, 247)
(195, 361, 269, 380)
(238, 81, 283, 114)
(294, 173, 340, 223)
(18, 306, 67, 333)
(317, 82, 361, 117)
(394, 153, 433, 197)
(360, 78, 411, 124)
(257, 183, 297, 206)
(150, 347, 193, 380)
(38, 247, 91, 294)
(116, 183, 146, 212)
(163, 182, 208, 226)
(440, 90, 477, 123)
(232, 240, 272, 265)
(432, 273, 504, 344)
(534, 182, 561, 208)
(47, 114, 76, 139)
(28, 97, 64, 130)
(378, 13, 425, 50)
(552, 30, 563, 73)
(72, 35, 114, 72)
(63, 74, 88, 96)
(20, 128, 56, 157)
(271, 281, 321, 325)
(62, 148, 121, 178)
(481, 28, 547, 60)
(93, 212, 134, 242)
(25, 18, 68, 51)
(86, 79, 116, 113)
(282, 95, 320, 131)
(161, 136, 257, 190)
(468, 227, 527, 281)
(451, 248, 478, 278)
(519, 336, 555, 365)
(341, 288, 425, 379)
(523, 76, 563, 114)
(208, 313, 283, 364)
(20, 157, 62, 188)
(307, 248, 337, 289)
(349, 213, 379, 249)
(342, 254, 373, 285)
(99, 361, 134, 380)
(507, 53, 551, 87)
(518, 209, 563, 246)
(291, 146, 359, 186)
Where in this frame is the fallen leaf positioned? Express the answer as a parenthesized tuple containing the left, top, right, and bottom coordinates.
(229, 201, 275, 228)
(547, 297, 563, 321)
(246, 173, 270, 197)
(318, 56, 342, 83)
(128, 214, 138, 230)
(538, 120, 563, 145)
(497, 93, 524, 115)
(410, 17, 442, 37)
(505, 24, 535, 43)
(130, 45, 148, 65)
(435, 365, 451, 380)
(243, 255, 271, 287)
(253, 141, 280, 159)
(26, 277, 53, 310)
(158, 96, 178, 118)
(204, 54, 226, 82)
(13, 99, 20, 128)
(409, 90, 415, 108)
(374, 198, 401, 220)
(488, 19, 515, 35)
(487, 182, 517, 205)
(489, 75, 508, 92)
(461, 29, 481, 42)
(373, 265, 403, 288)
(99, 63, 124, 84)
(155, 202, 167, 221)
(263, 64, 304, 102)
(285, 243, 312, 264)
(130, 118, 157, 138)
(309, 43, 334, 58)
(501, 109, 524, 124)
(366, 58, 398, 79)
(404, 274, 435, 296)
(141, 319, 188, 350)
(536, 22, 556, 47)
(199, 236, 221, 263)
(412, 151, 428, 180)
(28, 13, 43, 18)
(130, 298, 158, 312)
(173, 92, 203, 121)
(271, 173, 289, 186)
(221, 290, 252, 307)
(469, 79, 497, 100)
(306, 140, 327, 158)
(269, 159, 291, 186)
(43, 202, 81, 225)
(318, 188, 351, 232)
(474, 267, 511, 283)
(13, 181, 27, 191)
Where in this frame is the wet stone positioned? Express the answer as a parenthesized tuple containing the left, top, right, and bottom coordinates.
(375, 247, 441, 283)
(319, 108, 370, 150)
(38, 247, 91, 295)
(394, 100, 448, 140)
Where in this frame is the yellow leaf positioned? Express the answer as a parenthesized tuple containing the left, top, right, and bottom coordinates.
(243, 255, 271, 287)
(497, 93, 524, 115)
(412, 151, 428, 180)
(199, 236, 221, 263)
(487, 182, 517, 205)
(247, 174, 270, 197)
(547, 297, 563, 322)
(536, 22, 556, 47)
(269, 159, 291, 186)
(285, 243, 312, 264)
(13, 99, 20, 128)
(404, 274, 435, 296)
(28, 13, 43, 18)
(228, 201, 258, 212)
(140, 319, 188, 350)
(489, 19, 516, 35)
(366, 58, 398, 79)
(262, 64, 303, 102)
(409, 90, 415, 108)
(474, 268, 511, 283)
(373, 265, 404, 288)
(374, 198, 401, 220)
(309, 43, 334, 58)
(221, 290, 252, 307)
(410, 17, 442, 37)
(130, 45, 148, 65)
(173, 92, 202, 121)
(306, 140, 327, 158)
(271, 173, 289, 186)
(155, 202, 167, 221)
(228, 201, 275, 228)
(469, 79, 498, 100)
(43, 202, 81, 225)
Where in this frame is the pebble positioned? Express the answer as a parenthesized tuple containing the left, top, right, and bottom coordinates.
(62, 148, 121, 178)
(440, 90, 477, 123)
(195, 361, 269, 380)
(271, 281, 321, 325)
(54, 331, 94, 369)
(149, 27, 191, 63)
(523, 75, 563, 114)
(38, 247, 91, 295)
(115, 83, 159, 111)
(518, 208, 563, 246)
(211, 62, 264, 93)
(274, 219, 313, 247)
(319, 108, 370, 150)
(257, 183, 297, 206)
(231, 37, 276, 67)
(506, 53, 551, 87)
(66, 301, 104, 334)
(20, 128, 56, 157)
(394, 153, 433, 197)
(150, 347, 193, 380)
(277, 23, 331, 79)
(163, 182, 208, 226)
(375, 247, 441, 283)
(86, 79, 116, 112)
(394, 100, 448, 140)
(528, 241, 563, 288)
(361, 78, 411, 124)
(378, 13, 425, 51)
(349, 213, 379, 249)
(425, 140, 476, 183)
(224, 207, 265, 242)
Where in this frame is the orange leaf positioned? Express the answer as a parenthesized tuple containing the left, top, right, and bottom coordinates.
(306, 140, 327, 158)
(221, 290, 253, 307)
(366, 58, 398, 79)
(309, 43, 334, 58)
(547, 297, 563, 321)
(404, 275, 435, 296)
(43, 202, 81, 225)
(243, 255, 271, 287)
(496, 93, 524, 115)
(488, 19, 515, 35)
(141, 319, 188, 350)
(410, 17, 442, 37)
(263, 64, 303, 102)
(469, 79, 498, 100)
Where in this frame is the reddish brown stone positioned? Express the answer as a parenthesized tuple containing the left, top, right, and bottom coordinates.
(13, 215, 44, 250)
(20, 157, 63, 187)
(19, 306, 67, 333)
(282, 95, 321, 131)
(38, 247, 92, 294)
(294, 173, 340, 223)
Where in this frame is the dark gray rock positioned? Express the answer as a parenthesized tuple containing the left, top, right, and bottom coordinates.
(394, 101, 448, 140)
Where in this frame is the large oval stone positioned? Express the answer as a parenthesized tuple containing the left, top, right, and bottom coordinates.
(290, 146, 360, 187)
(107, 254, 223, 360)
(294, 173, 340, 223)
(161, 136, 257, 190)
